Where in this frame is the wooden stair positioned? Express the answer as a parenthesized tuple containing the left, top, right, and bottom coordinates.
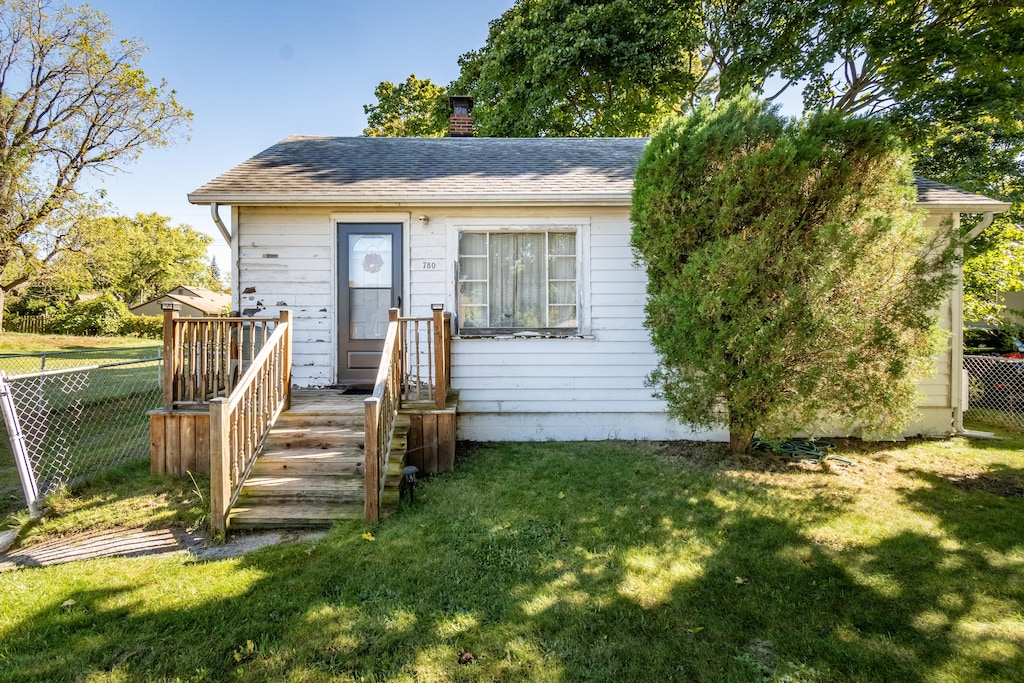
(228, 391, 408, 529)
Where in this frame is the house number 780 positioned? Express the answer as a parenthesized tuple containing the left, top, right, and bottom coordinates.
(422, 262, 437, 269)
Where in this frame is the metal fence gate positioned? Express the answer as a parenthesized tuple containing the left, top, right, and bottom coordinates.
(0, 348, 162, 513)
(964, 355, 1024, 431)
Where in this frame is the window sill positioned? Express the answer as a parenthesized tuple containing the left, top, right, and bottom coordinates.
(454, 332, 594, 340)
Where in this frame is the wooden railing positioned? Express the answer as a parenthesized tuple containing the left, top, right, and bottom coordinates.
(364, 310, 402, 523)
(208, 311, 292, 533)
(397, 306, 452, 409)
(364, 305, 452, 522)
(161, 304, 279, 410)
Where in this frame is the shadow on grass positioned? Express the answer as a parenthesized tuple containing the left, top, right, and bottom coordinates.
(1, 442, 1022, 682)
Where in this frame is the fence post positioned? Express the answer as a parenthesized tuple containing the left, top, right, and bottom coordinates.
(0, 373, 40, 516)
(161, 303, 181, 411)
(279, 310, 292, 411)
(209, 397, 231, 534)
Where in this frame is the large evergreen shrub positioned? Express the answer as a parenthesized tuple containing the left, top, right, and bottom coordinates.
(631, 95, 958, 452)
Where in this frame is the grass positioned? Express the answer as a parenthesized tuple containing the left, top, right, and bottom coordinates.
(1, 434, 1022, 682)
(0, 334, 162, 521)
(0, 331, 159, 356)
(8, 459, 208, 543)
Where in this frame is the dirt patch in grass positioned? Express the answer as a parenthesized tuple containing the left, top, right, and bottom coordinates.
(642, 439, 732, 465)
(947, 471, 1024, 498)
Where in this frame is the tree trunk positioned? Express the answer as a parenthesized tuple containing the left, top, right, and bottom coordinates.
(729, 423, 754, 454)
(0, 285, 6, 333)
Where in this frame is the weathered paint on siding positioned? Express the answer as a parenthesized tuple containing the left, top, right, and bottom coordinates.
(236, 207, 335, 386)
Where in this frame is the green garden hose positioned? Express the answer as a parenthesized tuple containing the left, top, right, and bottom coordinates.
(753, 439, 852, 465)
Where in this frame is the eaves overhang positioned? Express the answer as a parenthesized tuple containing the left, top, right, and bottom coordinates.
(913, 200, 1012, 213)
(187, 192, 635, 207)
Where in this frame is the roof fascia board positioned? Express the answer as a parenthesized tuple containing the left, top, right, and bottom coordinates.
(914, 201, 1012, 213)
(188, 193, 634, 207)
(189, 195, 1010, 213)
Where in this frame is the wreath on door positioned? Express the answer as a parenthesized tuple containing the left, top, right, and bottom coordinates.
(363, 252, 384, 274)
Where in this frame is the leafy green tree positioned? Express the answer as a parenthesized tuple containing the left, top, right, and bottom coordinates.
(61, 213, 218, 306)
(0, 0, 191, 328)
(913, 118, 1024, 323)
(463, 0, 702, 137)
(362, 74, 448, 137)
(631, 96, 957, 452)
(49, 291, 129, 336)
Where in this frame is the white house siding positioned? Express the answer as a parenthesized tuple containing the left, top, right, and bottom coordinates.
(231, 205, 960, 441)
(904, 211, 959, 436)
(234, 206, 336, 387)
(441, 208, 729, 441)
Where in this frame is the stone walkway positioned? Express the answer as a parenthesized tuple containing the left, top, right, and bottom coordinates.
(0, 527, 325, 570)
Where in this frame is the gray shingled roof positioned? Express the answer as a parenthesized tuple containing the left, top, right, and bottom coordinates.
(189, 136, 1010, 210)
(913, 176, 1010, 209)
(189, 136, 647, 205)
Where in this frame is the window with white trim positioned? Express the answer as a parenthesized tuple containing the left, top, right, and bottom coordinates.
(458, 230, 578, 334)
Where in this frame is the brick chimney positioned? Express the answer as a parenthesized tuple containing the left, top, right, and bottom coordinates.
(449, 96, 473, 137)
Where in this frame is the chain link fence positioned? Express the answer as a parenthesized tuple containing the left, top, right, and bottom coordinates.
(0, 345, 159, 375)
(0, 347, 162, 513)
(964, 355, 1024, 430)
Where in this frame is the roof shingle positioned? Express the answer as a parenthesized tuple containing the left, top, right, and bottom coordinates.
(189, 136, 1009, 210)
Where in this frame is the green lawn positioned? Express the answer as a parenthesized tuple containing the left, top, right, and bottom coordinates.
(1, 434, 1022, 682)
(0, 334, 162, 519)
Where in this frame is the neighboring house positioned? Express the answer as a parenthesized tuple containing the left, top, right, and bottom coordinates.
(130, 286, 230, 318)
(188, 129, 1010, 441)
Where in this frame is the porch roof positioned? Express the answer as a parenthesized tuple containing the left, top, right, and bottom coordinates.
(189, 136, 1010, 212)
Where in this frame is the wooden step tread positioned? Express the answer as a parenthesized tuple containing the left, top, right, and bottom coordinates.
(265, 429, 365, 450)
(273, 413, 364, 427)
(258, 444, 364, 460)
(268, 424, 364, 438)
(229, 502, 363, 528)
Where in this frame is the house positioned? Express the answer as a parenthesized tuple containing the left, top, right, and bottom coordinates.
(187, 129, 1010, 442)
(130, 285, 230, 318)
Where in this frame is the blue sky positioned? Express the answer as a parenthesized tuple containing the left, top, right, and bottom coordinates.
(78, 0, 515, 268)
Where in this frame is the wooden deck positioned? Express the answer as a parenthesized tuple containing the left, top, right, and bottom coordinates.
(229, 390, 409, 529)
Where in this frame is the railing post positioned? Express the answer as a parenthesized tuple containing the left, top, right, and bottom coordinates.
(443, 311, 452, 394)
(161, 303, 181, 411)
(431, 303, 445, 408)
(364, 396, 380, 523)
(279, 310, 292, 411)
(389, 308, 401, 400)
(209, 397, 231, 534)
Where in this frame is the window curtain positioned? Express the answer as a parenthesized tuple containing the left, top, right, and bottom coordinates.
(489, 233, 546, 328)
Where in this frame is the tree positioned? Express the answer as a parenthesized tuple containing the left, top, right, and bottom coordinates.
(362, 74, 448, 137)
(699, 1, 1024, 129)
(631, 96, 957, 453)
(0, 0, 191, 327)
(460, 0, 702, 137)
(912, 118, 1024, 323)
(57, 213, 218, 306)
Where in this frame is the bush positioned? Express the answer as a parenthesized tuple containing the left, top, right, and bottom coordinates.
(50, 293, 131, 336)
(117, 314, 162, 339)
(964, 326, 1024, 354)
(631, 95, 957, 452)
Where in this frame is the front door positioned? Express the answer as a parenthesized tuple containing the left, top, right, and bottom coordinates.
(338, 223, 403, 384)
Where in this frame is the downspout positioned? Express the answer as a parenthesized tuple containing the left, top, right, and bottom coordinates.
(954, 211, 995, 434)
(210, 202, 238, 314)
(210, 202, 232, 243)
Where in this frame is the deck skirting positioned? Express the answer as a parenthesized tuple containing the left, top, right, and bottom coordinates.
(401, 392, 458, 475)
(149, 408, 210, 476)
